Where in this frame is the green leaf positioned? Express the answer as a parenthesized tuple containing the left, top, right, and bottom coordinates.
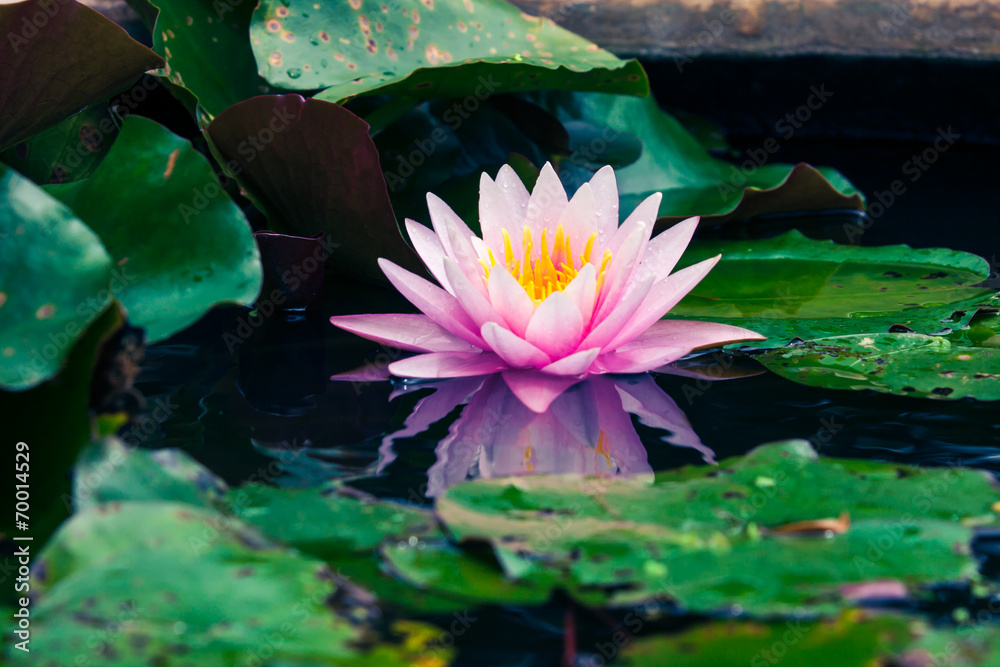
(73, 437, 229, 512)
(15, 503, 447, 666)
(146, 0, 275, 118)
(669, 230, 996, 347)
(756, 333, 1000, 401)
(0, 0, 163, 151)
(0, 166, 113, 389)
(435, 440, 999, 614)
(250, 0, 647, 103)
(206, 95, 423, 283)
(0, 105, 119, 185)
(619, 613, 913, 667)
(533, 92, 863, 223)
(46, 115, 262, 343)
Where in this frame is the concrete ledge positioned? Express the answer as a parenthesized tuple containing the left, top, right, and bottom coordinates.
(511, 0, 1000, 60)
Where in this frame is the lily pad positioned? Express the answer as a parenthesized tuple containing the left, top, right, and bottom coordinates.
(669, 230, 996, 347)
(46, 115, 262, 342)
(250, 0, 647, 103)
(532, 92, 863, 224)
(0, 166, 114, 389)
(142, 0, 275, 119)
(435, 440, 999, 614)
(15, 502, 447, 666)
(756, 333, 1000, 401)
(73, 437, 229, 512)
(206, 95, 422, 283)
(618, 613, 913, 667)
(0, 104, 119, 185)
(0, 0, 163, 151)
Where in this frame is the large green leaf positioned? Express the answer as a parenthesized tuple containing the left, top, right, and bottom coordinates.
(13, 502, 447, 666)
(533, 92, 863, 224)
(434, 440, 999, 614)
(0, 0, 163, 151)
(206, 95, 422, 283)
(619, 613, 913, 667)
(46, 115, 262, 342)
(0, 166, 113, 389)
(250, 0, 647, 103)
(669, 230, 996, 347)
(756, 333, 1000, 401)
(145, 0, 275, 119)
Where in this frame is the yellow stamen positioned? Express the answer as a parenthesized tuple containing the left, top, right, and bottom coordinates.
(482, 225, 612, 305)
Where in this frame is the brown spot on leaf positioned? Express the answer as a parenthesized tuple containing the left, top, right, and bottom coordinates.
(319, 30, 330, 42)
(763, 512, 850, 536)
(266, 19, 280, 32)
(35, 304, 55, 319)
(163, 149, 179, 179)
(269, 51, 282, 66)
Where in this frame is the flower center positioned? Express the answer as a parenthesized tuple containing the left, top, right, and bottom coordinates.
(480, 224, 612, 304)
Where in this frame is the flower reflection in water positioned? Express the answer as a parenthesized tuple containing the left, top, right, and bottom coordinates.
(376, 372, 711, 497)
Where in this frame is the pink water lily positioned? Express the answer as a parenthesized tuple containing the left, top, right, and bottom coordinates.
(331, 163, 764, 412)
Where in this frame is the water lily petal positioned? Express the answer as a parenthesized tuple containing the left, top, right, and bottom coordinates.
(486, 265, 535, 337)
(330, 313, 480, 353)
(479, 172, 521, 260)
(427, 193, 476, 259)
(593, 218, 651, 323)
(605, 254, 722, 350)
(594, 346, 690, 374)
(524, 290, 584, 359)
(579, 274, 654, 351)
(502, 368, 584, 413)
(619, 319, 766, 352)
(560, 262, 598, 324)
(379, 258, 485, 347)
(633, 215, 699, 285)
(481, 321, 551, 368)
(405, 218, 452, 293)
(588, 165, 619, 249)
(495, 164, 531, 215)
(556, 182, 597, 243)
(613, 374, 715, 463)
(389, 351, 507, 378)
(542, 347, 600, 375)
(444, 258, 504, 329)
(378, 376, 487, 473)
(523, 162, 568, 239)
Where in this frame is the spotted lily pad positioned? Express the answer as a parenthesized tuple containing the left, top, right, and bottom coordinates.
(250, 0, 647, 103)
(756, 333, 1000, 401)
(0, 166, 114, 390)
(532, 92, 863, 224)
(141, 0, 275, 119)
(206, 95, 422, 283)
(669, 230, 996, 347)
(433, 440, 999, 614)
(0, 0, 163, 151)
(46, 115, 262, 342)
(14, 502, 448, 666)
